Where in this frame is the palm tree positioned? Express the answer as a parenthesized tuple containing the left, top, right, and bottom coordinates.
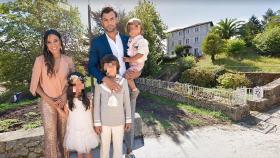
(215, 18, 243, 39)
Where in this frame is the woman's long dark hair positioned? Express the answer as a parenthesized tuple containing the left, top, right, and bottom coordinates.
(67, 72, 90, 111)
(42, 29, 65, 77)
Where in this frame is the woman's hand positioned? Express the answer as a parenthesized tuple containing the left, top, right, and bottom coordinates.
(54, 94, 67, 109)
(44, 96, 56, 108)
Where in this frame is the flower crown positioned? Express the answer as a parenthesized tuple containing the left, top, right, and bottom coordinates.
(69, 74, 85, 82)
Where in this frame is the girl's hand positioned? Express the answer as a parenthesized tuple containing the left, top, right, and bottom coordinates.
(94, 126, 102, 135)
(125, 123, 132, 132)
(123, 57, 130, 63)
(56, 107, 66, 118)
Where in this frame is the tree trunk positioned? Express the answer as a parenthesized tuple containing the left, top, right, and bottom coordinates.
(211, 54, 215, 62)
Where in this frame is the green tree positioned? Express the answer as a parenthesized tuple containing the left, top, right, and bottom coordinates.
(0, 0, 85, 91)
(239, 15, 263, 46)
(226, 38, 246, 56)
(130, 0, 167, 77)
(214, 18, 243, 39)
(265, 15, 280, 30)
(202, 33, 225, 62)
(90, 9, 129, 37)
(253, 26, 280, 55)
(262, 8, 277, 25)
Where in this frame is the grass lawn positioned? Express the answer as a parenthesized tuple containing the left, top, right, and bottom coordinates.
(137, 92, 230, 136)
(1, 91, 230, 135)
(0, 99, 38, 113)
(196, 49, 280, 72)
(0, 101, 41, 132)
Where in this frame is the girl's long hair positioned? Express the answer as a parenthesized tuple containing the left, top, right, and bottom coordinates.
(42, 29, 65, 77)
(67, 72, 90, 111)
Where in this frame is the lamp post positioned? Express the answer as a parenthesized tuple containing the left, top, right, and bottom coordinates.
(88, 1, 95, 92)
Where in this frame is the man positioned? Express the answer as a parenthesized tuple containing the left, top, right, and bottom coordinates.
(88, 6, 140, 158)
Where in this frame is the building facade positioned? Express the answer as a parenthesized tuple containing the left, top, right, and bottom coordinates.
(167, 21, 213, 57)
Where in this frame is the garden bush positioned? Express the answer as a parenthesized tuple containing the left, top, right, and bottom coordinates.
(226, 38, 246, 56)
(217, 73, 251, 89)
(176, 56, 195, 71)
(253, 27, 280, 56)
(179, 66, 225, 87)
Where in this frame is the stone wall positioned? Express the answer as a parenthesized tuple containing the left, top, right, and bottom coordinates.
(248, 78, 280, 111)
(0, 113, 143, 158)
(0, 127, 43, 158)
(242, 72, 280, 87)
(136, 79, 250, 121)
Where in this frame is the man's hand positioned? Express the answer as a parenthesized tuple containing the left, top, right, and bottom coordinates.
(103, 76, 121, 92)
(124, 70, 141, 80)
(94, 126, 102, 135)
(124, 123, 132, 132)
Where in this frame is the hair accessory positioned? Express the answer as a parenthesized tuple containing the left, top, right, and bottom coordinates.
(69, 74, 84, 82)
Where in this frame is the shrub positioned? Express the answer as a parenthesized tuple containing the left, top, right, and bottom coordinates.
(176, 56, 195, 71)
(217, 73, 251, 89)
(253, 27, 280, 55)
(162, 55, 178, 63)
(226, 38, 246, 56)
(179, 66, 224, 87)
(174, 45, 191, 57)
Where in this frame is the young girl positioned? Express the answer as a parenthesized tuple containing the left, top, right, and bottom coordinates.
(123, 18, 149, 92)
(94, 54, 132, 158)
(56, 72, 99, 158)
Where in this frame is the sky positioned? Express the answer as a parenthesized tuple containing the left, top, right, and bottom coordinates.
(67, 0, 280, 31)
(1, 0, 280, 31)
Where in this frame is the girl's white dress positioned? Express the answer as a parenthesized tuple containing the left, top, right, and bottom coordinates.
(64, 98, 99, 153)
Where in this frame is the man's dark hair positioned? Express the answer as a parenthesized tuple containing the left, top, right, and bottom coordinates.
(101, 6, 118, 18)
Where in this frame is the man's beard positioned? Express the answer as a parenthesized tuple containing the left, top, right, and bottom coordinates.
(104, 25, 117, 33)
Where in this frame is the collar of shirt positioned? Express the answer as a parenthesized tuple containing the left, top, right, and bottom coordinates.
(128, 35, 144, 44)
(105, 32, 126, 76)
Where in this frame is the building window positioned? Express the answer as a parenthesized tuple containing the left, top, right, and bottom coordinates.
(172, 42, 174, 47)
(179, 31, 181, 36)
(195, 37, 199, 43)
(179, 40, 182, 45)
(186, 29, 189, 34)
(195, 27, 199, 32)
(186, 38, 189, 44)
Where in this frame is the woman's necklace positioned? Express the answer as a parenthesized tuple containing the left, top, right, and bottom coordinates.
(54, 57, 61, 73)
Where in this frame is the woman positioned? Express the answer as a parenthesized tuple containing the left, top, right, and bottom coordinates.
(29, 29, 75, 158)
